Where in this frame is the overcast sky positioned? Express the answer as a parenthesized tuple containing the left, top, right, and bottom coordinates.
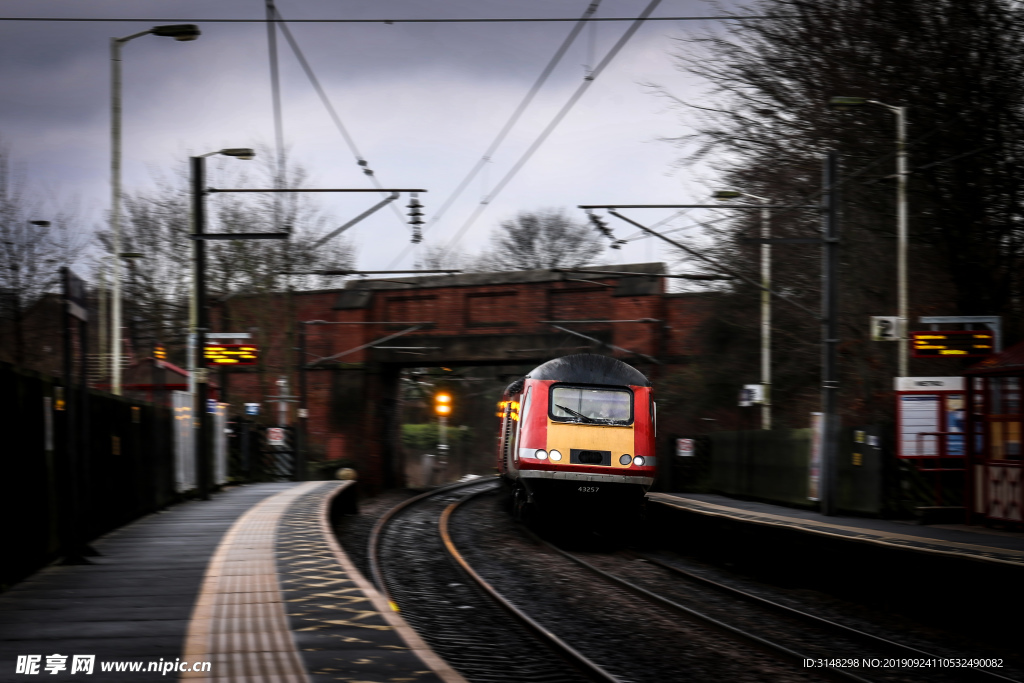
(0, 0, 739, 277)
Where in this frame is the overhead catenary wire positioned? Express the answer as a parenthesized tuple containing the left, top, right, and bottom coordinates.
(271, 6, 409, 230)
(607, 209, 820, 318)
(0, 15, 792, 24)
(265, 0, 286, 232)
(439, 0, 665, 256)
(385, 0, 605, 269)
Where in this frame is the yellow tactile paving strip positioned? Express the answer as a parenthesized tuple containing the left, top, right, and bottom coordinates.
(274, 483, 463, 682)
(182, 482, 321, 682)
(649, 493, 1024, 567)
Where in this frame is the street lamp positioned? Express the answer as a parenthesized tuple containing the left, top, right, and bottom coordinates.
(110, 24, 200, 396)
(714, 190, 772, 430)
(192, 148, 255, 499)
(828, 95, 908, 377)
(97, 252, 146, 388)
(188, 148, 257, 395)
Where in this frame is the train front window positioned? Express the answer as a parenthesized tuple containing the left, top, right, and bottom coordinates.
(550, 386, 632, 424)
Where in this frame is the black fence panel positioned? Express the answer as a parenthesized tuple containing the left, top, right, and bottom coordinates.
(0, 364, 61, 589)
(695, 426, 889, 515)
(0, 362, 177, 589)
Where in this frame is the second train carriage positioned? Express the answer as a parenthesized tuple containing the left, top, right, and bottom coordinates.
(496, 354, 656, 522)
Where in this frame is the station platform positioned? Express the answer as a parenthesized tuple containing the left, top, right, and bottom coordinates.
(0, 481, 464, 683)
(649, 492, 1024, 568)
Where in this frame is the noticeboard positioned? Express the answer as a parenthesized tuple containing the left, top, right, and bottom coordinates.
(895, 377, 965, 458)
(911, 330, 994, 358)
(204, 344, 259, 366)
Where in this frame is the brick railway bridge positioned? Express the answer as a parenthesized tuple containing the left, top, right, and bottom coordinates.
(214, 263, 711, 487)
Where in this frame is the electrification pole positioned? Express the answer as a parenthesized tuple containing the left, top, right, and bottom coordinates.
(821, 151, 840, 516)
(191, 155, 211, 500)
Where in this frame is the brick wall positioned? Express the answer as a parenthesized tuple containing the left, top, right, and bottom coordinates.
(208, 265, 711, 487)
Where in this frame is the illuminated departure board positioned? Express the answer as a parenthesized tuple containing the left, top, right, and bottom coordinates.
(204, 344, 260, 365)
(911, 331, 994, 358)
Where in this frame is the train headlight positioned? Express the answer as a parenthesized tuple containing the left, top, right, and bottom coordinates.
(634, 455, 646, 466)
(535, 449, 548, 460)
(549, 449, 562, 462)
(619, 454, 632, 465)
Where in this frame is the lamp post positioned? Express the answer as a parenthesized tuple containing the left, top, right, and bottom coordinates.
(714, 190, 772, 429)
(828, 96, 908, 377)
(110, 23, 200, 395)
(192, 148, 255, 499)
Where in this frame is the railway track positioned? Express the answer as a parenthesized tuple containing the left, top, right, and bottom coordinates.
(437, 486, 826, 683)
(629, 552, 1021, 683)
(368, 477, 594, 683)
(534, 539, 1021, 683)
(367, 482, 1019, 683)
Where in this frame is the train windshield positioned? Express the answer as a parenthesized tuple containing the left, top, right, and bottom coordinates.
(550, 386, 632, 424)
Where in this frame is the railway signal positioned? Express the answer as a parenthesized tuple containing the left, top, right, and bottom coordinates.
(434, 392, 452, 416)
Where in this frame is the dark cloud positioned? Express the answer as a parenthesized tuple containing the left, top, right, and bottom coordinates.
(1, 0, 727, 268)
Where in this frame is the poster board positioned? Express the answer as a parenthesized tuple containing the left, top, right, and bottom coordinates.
(895, 377, 965, 458)
(808, 412, 823, 501)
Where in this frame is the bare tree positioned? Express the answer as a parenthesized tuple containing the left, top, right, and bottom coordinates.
(0, 141, 83, 368)
(655, 0, 1024, 427)
(413, 243, 466, 272)
(476, 208, 605, 271)
(94, 150, 356, 367)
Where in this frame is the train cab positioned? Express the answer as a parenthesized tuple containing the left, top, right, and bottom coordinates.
(497, 354, 656, 523)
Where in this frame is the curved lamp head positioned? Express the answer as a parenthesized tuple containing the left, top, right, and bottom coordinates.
(29, 220, 51, 227)
(220, 148, 256, 160)
(712, 191, 742, 200)
(150, 24, 202, 41)
(827, 96, 869, 111)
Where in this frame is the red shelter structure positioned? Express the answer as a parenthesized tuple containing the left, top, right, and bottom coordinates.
(966, 341, 1024, 524)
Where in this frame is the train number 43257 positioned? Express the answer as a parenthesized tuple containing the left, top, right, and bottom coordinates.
(578, 486, 600, 493)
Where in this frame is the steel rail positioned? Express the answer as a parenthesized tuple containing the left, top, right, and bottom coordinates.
(637, 553, 1021, 683)
(366, 477, 493, 608)
(523, 531, 875, 683)
(439, 489, 623, 683)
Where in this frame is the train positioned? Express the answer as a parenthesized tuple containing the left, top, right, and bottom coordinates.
(496, 354, 656, 524)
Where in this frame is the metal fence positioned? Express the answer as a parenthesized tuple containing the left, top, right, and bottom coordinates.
(667, 426, 889, 515)
(0, 361, 177, 588)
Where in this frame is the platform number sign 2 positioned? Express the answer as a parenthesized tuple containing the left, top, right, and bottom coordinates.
(267, 427, 286, 445)
(871, 316, 900, 341)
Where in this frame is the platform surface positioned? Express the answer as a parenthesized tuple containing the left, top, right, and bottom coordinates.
(1, 482, 461, 683)
(650, 492, 1024, 567)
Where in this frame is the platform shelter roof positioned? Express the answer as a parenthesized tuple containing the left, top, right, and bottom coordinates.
(966, 340, 1024, 376)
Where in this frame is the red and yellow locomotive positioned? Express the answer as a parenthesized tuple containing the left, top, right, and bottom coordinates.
(497, 354, 656, 522)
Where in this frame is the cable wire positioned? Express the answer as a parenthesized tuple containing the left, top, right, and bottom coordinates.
(266, 0, 286, 232)
(385, 0, 604, 268)
(440, 0, 664, 255)
(271, 6, 408, 230)
(0, 15, 788, 24)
